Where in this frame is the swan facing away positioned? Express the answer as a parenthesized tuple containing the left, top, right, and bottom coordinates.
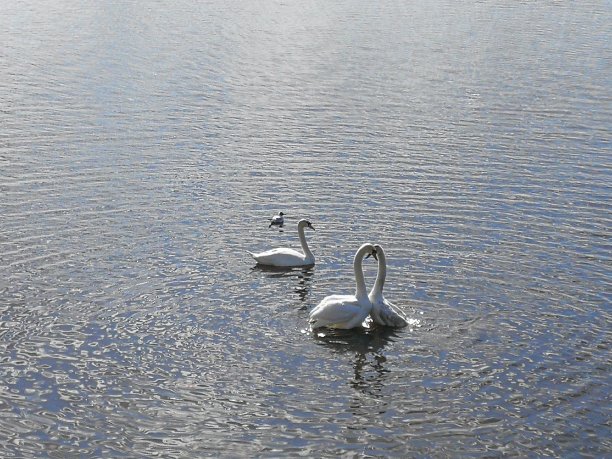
(309, 243, 377, 330)
(368, 244, 409, 328)
(249, 219, 315, 267)
(269, 212, 285, 227)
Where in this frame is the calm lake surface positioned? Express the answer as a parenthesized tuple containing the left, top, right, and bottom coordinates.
(1, 1, 610, 457)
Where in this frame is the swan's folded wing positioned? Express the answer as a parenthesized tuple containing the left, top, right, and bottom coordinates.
(378, 299, 408, 327)
(309, 295, 352, 317)
(251, 247, 304, 264)
(309, 296, 361, 328)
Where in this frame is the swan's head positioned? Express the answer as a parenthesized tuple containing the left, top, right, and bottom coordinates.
(299, 219, 315, 231)
(364, 245, 378, 261)
(372, 244, 385, 261)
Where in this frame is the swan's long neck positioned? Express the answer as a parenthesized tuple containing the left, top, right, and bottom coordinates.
(298, 223, 314, 261)
(353, 245, 370, 302)
(370, 248, 386, 300)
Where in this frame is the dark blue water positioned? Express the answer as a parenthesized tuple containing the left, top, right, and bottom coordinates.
(1, 1, 610, 457)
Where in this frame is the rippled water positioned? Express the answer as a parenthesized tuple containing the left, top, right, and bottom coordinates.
(1, 1, 610, 457)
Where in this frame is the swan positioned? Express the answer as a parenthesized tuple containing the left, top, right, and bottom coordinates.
(249, 219, 315, 267)
(309, 243, 377, 330)
(368, 244, 409, 328)
(269, 212, 285, 227)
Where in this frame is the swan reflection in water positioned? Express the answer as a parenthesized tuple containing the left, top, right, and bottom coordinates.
(250, 264, 315, 302)
(313, 326, 401, 398)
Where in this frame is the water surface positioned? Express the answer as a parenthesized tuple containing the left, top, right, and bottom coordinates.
(1, 0, 610, 457)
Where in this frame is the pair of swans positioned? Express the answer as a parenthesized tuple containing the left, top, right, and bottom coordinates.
(308, 242, 409, 330)
(249, 220, 407, 329)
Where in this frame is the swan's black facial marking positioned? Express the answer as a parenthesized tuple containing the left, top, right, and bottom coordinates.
(306, 221, 315, 230)
(366, 247, 378, 261)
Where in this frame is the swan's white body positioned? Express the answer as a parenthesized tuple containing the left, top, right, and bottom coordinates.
(249, 219, 315, 267)
(368, 244, 409, 328)
(269, 212, 284, 226)
(309, 243, 376, 330)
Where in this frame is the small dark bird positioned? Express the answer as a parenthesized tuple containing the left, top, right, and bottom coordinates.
(269, 211, 285, 227)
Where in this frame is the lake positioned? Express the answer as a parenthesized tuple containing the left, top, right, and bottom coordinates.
(1, 0, 610, 457)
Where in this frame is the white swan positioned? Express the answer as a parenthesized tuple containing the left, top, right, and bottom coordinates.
(249, 219, 315, 267)
(368, 244, 409, 328)
(309, 243, 377, 330)
(269, 212, 285, 227)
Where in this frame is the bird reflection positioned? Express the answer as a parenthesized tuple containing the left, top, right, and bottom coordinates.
(294, 268, 314, 302)
(250, 265, 314, 301)
(313, 326, 399, 397)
